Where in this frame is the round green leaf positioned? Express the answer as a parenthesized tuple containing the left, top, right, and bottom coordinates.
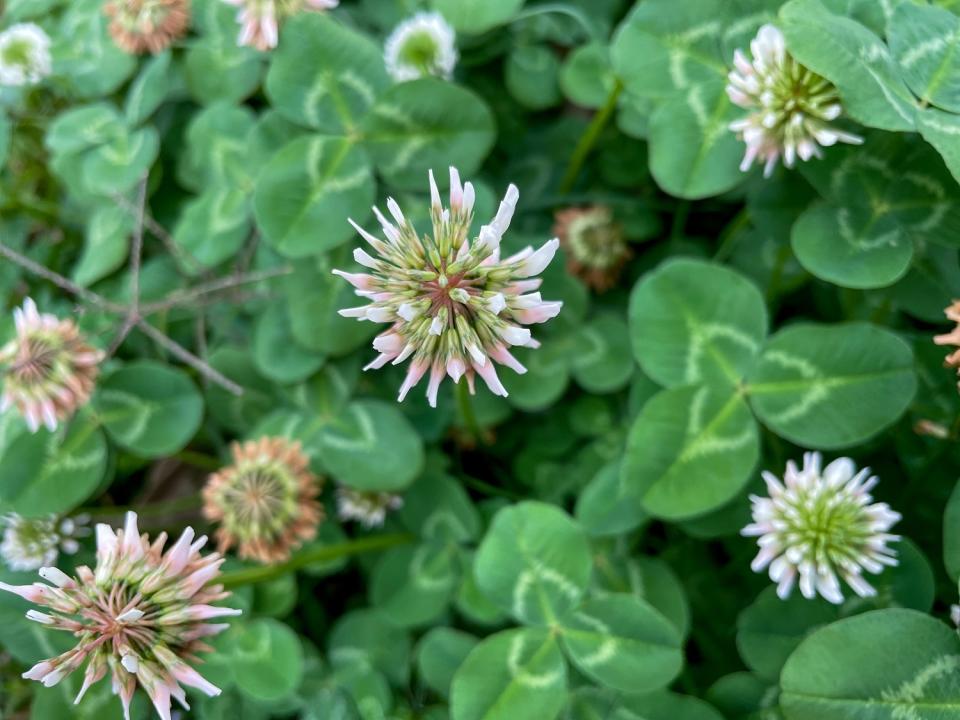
(184, 40, 263, 105)
(621, 384, 759, 520)
(82, 127, 159, 196)
(575, 461, 647, 538)
(474, 501, 592, 625)
(431, 0, 525, 34)
(737, 587, 839, 683)
(416, 627, 478, 699)
(361, 79, 496, 189)
(629, 258, 768, 388)
(265, 12, 388, 132)
(648, 81, 746, 199)
(791, 201, 914, 289)
(505, 45, 561, 111)
(328, 609, 411, 685)
(571, 314, 634, 394)
(253, 304, 325, 384)
(72, 204, 132, 287)
(57, 3, 137, 97)
(944, 479, 960, 583)
(285, 249, 378, 355)
(253, 135, 375, 257)
(780, 609, 960, 719)
(450, 628, 567, 720)
(746, 323, 916, 448)
(560, 43, 615, 109)
(173, 188, 251, 269)
(888, 3, 960, 114)
(559, 594, 683, 693)
(501, 341, 570, 412)
(399, 470, 481, 543)
(779, 0, 917, 132)
(610, 0, 726, 100)
(0, 413, 107, 516)
(46, 104, 124, 157)
(124, 50, 172, 125)
(316, 399, 424, 491)
(94, 361, 204, 457)
(182, 102, 257, 191)
(231, 618, 304, 702)
(370, 542, 458, 628)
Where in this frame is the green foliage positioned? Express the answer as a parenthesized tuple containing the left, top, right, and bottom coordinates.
(1, 1, 959, 719)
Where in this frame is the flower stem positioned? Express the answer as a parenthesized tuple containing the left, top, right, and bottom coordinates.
(559, 78, 624, 194)
(219, 533, 414, 588)
(456, 379, 485, 446)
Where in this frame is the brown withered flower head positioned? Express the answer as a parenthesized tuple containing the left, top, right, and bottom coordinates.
(203, 437, 323, 563)
(104, 0, 190, 54)
(935, 300, 960, 388)
(553, 205, 630, 292)
(0, 298, 103, 433)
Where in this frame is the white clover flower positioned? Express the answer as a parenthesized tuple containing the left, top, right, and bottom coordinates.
(0, 23, 52, 87)
(384, 12, 457, 82)
(742, 452, 901, 604)
(336, 487, 403, 529)
(334, 167, 562, 407)
(222, 0, 338, 51)
(726, 24, 862, 177)
(0, 513, 89, 572)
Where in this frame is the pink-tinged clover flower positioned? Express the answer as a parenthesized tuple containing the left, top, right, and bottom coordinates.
(222, 0, 338, 51)
(0, 298, 103, 433)
(0, 512, 240, 720)
(335, 167, 563, 407)
(742, 452, 901, 604)
(726, 24, 862, 177)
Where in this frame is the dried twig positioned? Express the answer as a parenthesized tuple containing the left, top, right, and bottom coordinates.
(134, 319, 243, 396)
(138, 265, 291, 315)
(0, 242, 125, 313)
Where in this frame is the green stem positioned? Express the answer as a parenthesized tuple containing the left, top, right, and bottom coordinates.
(558, 79, 624, 194)
(173, 449, 222, 472)
(713, 208, 750, 261)
(461, 474, 525, 500)
(81, 493, 204, 521)
(456, 379, 485, 446)
(219, 533, 414, 588)
(670, 201, 691, 241)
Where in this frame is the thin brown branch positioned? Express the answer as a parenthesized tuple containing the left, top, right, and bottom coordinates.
(0, 241, 125, 313)
(129, 178, 147, 315)
(138, 265, 292, 315)
(135, 318, 243, 396)
(112, 191, 204, 274)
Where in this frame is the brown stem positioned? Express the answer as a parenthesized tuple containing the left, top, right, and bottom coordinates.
(0, 241, 125, 313)
(135, 318, 243, 395)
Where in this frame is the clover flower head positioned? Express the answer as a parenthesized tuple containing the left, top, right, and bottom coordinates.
(0, 298, 103, 433)
(335, 167, 563, 407)
(104, 0, 191, 54)
(0, 23, 52, 87)
(0, 512, 240, 720)
(221, 0, 338, 51)
(1, 513, 90, 572)
(742, 452, 901, 604)
(726, 24, 863, 177)
(553, 205, 630, 292)
(934, 300, 960, 390)
(384, 11, 457, 82)
(203, 437, 323, 563)
(336, 487, 403, 529)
